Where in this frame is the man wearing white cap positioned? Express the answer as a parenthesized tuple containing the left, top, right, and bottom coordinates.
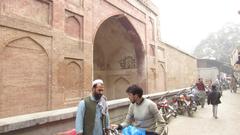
(75, 79, 110, 135)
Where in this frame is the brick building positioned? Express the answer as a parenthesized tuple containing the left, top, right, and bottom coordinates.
(0, 0, 197, 118)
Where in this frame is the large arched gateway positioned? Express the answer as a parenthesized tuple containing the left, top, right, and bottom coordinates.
(93, 15, 145, 100)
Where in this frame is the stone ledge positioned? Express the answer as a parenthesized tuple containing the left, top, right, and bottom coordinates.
(0, 88, 188, 133)
(0, 107, 76, 133)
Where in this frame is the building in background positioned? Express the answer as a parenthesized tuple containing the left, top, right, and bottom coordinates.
(197, 59, 233, 85)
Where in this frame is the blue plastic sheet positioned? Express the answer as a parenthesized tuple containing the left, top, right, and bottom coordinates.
(122, 125, 146, 135)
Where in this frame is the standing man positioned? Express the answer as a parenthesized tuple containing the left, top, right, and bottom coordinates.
(196, 78, 206, 108)
(214, 78, 222, 96)
(115, 84, 166, 135)
(230, 74, 237, 93)
(207, 84, 222, 119)
(75, 79, 110, 135)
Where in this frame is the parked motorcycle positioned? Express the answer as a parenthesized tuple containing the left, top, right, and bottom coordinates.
(172, 93, 187, 115)
(190, 87, 201, 106)
(184, 91, 198, 117)
(173, 90, 197, 117)
(157, 92, 177, 123)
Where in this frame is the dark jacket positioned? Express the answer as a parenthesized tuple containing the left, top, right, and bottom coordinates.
(207, 90, 221, 105)
(83, 96, 97, 135)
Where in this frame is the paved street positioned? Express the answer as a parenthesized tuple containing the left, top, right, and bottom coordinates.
(168, 90, 240, 135)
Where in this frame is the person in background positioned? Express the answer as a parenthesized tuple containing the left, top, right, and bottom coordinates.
(114, 84, 166, 135)
(195, 78, 207, 108)
(214, 78, 222, 96)
(206, 80, 213, 95)
(207, 84, 222, 119)
(230, 74, 237, 93)
(75, 79, 110, 135)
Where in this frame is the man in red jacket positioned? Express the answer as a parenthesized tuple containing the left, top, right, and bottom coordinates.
(195, 78, 206, 108)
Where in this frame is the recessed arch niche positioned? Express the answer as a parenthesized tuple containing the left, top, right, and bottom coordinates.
(93, 14, 145, 100)
(0, 37, 48, 118)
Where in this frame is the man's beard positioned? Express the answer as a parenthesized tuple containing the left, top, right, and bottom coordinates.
(94, 93, 102, 100)
(130, 100, 135, 104)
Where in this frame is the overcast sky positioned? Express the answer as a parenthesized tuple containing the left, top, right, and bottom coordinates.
(151, 0, 240, 54)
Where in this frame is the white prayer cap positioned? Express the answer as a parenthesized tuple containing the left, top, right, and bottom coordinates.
(92, 79, 104, 87)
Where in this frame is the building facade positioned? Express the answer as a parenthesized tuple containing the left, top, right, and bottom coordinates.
(0, 0, 197, 118)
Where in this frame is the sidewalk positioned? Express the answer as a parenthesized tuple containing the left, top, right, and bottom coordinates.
(168, 90, 240, 135)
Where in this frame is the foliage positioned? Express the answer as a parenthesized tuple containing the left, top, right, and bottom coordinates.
(193, 23, 240, 63)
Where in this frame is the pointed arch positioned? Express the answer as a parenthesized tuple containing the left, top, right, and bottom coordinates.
(65, 16, 81, 39)
(93, 14, 146, 99)
(114, 77, 130, 99)
(93, 14, 145, 74)
(64, 61, 82, 100)
(0, 36, 49, 117)
(67, 61, 82, 69)
(7, 36, 48, 54)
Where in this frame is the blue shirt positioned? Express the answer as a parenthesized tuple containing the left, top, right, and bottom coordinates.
(75, 96, 110, 135)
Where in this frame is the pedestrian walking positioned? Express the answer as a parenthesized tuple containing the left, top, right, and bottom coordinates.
(230, 74, 237, 93)
(214, 78, 222, 96)
(195, 78, 207, 108)
(207, 84, 221, 119)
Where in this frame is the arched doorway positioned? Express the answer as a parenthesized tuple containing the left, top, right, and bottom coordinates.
(93, 15, 145, 100)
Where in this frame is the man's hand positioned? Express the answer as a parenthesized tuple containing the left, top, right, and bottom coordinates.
(111, 124, 122, 130)
(111, 124, 118, 129)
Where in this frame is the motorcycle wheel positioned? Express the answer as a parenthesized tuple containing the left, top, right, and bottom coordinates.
(163, 116, 168, 124)
(176, 107, 185, 115)
(163, 108, 169, 123)
(192, 106, 197, 111)
(169, 107, 177, 117)
(172, 111, 177, 117)
(161, 126, 168, 135)
(187, 107, 193, 117)
(160, 108, 169, 123)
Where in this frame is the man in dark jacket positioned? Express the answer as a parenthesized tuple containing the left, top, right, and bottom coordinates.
(207, 84, 221, 119)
